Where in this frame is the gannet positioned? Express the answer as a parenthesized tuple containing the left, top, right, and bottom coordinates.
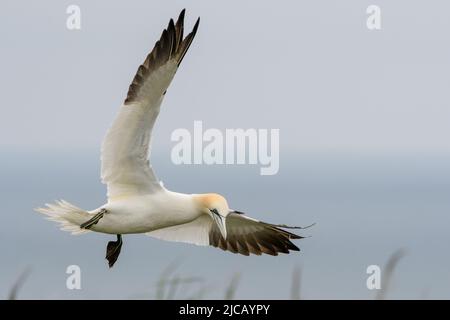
(36, 10, 308, 268)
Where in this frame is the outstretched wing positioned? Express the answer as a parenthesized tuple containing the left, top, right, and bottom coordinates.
(101, 10, 200, 200)
(146, 213, 303, 256)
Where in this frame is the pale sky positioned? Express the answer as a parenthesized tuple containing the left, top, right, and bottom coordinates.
(1, 0, 450, 299)
(1, 0, 450, 155)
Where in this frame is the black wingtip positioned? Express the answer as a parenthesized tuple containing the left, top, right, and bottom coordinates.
(179, 9, 186, 21)
(193, 17, 200, 34)
(168, 18, 175, 29)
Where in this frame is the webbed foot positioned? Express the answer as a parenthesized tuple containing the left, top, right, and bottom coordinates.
(80, 208, 107, 229)
(106, 234, 122, 268)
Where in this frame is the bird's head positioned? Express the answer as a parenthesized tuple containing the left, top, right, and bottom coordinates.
(193, 193, 239, 239)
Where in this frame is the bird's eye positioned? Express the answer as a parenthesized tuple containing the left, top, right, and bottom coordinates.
(210, 208, 219, 216)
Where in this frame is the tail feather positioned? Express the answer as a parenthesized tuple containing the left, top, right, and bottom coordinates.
(35, 200, 91, 235)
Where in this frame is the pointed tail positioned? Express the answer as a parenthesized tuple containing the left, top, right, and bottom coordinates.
(35, 200, 91, 235)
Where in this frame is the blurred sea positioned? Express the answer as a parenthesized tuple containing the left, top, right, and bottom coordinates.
(1, 150, 449, 299)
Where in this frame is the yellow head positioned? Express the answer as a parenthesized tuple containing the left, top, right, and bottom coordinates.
(193, 193, 236, 238)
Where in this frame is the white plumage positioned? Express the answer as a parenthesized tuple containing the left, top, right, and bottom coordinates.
(36, 10, 305, 267)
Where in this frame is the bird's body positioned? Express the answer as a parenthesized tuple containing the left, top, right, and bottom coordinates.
(37, 10, 308, 267)
(88, 191, 200, 235)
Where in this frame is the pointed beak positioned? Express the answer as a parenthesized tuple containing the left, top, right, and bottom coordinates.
(211, 210, 227, 239)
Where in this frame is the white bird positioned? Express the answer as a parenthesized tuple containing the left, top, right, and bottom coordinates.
(36, 10, 308, 268)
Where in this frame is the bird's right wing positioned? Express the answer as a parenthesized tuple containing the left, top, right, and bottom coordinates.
(101, 10, 199, 200)
(146, 213, 303, 255)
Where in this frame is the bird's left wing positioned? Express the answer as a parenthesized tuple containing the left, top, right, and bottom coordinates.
(101, 10, 199, 200)
(146, 213, 303, 255)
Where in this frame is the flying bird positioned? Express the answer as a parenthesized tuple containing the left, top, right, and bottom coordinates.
(36, 10, 309, 268)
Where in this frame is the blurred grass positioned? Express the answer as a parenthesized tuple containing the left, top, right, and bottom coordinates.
(7, 267, 31, 300)
(6, 251, 410, 299)
(224, 273, 241, 300)
(155, 259, 204, 300)
(290, 266, 301, 300)
(375, 249, 406, 300)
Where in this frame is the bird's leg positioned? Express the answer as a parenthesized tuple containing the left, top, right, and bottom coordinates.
(80, 208, 107, 229)
(106, 234, 123, 268)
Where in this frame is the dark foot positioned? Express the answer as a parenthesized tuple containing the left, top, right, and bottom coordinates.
(80, 208, 107, 229)
(106, 234, 122, 268)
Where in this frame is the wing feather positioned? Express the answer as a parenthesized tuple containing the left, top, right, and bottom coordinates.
(101, 10, 199, 200)
(146, 213, 304, 256)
